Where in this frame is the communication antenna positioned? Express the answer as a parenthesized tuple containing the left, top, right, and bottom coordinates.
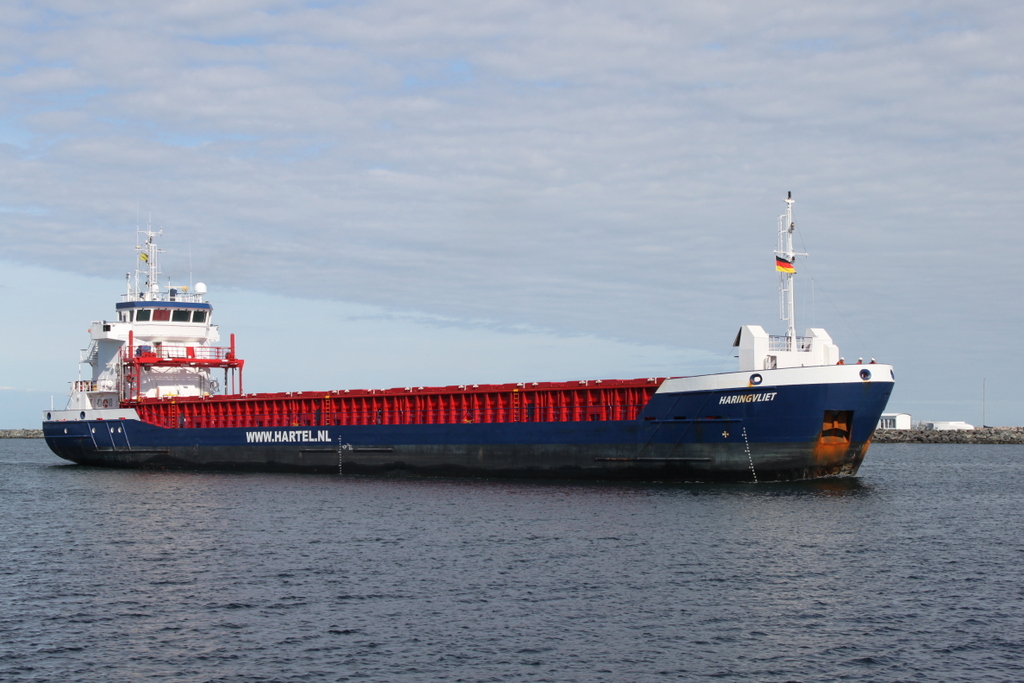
(982, 378, 986, 427)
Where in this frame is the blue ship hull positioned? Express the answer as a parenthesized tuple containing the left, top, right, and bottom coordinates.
(43, 374, 894, 482)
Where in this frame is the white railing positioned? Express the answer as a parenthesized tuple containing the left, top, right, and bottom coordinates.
(120, 289, 206, 304)
(768, 335, 812, 352)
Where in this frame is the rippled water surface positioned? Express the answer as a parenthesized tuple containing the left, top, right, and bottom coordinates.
(2, 440, 1023, 682)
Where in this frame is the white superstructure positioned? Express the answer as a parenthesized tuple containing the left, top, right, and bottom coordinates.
(65, 225, 242, 411)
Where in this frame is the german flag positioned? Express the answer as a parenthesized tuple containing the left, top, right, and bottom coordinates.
(775, 256, 795, 273)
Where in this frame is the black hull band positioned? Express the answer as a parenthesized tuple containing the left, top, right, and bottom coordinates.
(45, 436, 867, 483)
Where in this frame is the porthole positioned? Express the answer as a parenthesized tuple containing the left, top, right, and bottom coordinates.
(91, 428, 96, 433)
(890, 369, 895, 380)
(80, 411, 86, 419)
(750, 373, 763, 386)
(859, 369, 872, 381)
(46, 412, 51, 420)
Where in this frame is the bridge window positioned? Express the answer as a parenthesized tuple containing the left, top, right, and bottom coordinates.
(153, 310, 171, 321)
(135, 309, 151, 322)
(172, 310, 191, 322)
(192, 311, 207, 323)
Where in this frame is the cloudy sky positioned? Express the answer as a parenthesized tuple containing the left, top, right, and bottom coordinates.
(1, 0, 1022, 428)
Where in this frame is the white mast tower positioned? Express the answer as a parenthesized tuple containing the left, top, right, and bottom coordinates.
(732, 192, 839, 370)
(130, 219, 163, 301)
(775, 191, 805, 350)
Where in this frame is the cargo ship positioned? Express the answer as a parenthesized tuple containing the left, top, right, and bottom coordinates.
(42, 195, 894, 481)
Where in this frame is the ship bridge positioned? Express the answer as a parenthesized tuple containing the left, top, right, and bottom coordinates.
(64, 224, 244, 411)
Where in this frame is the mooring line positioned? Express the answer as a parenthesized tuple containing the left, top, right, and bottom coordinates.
(742, 427, 758, 483)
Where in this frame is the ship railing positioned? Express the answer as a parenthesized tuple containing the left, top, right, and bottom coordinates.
(120, 291, 207, 304)
(128, 345, 235, 361)
(135, 404, 652, 429)
(768, 334, 812, 352)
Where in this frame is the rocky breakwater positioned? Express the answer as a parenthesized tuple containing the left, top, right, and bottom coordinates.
(874, 428, 1024, 444)
(0, 429, 43, 438)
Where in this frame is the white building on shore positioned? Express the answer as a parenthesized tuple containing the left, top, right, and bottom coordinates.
(877, 413, 912, 430)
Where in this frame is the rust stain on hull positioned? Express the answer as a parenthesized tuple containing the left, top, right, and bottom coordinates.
(811, 410, 867, 470)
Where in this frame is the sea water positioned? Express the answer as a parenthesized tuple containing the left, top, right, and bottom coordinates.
(1, 439, 1022, 682)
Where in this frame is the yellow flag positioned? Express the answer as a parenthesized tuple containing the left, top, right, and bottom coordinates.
(140, 253, 149, 262)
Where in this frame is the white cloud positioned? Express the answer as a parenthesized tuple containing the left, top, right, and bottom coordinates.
(1, 0, 1023, 425)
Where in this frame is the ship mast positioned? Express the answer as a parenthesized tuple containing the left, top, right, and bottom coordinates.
(132, 219, 163, 300)
(775, 192, 805, 350)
